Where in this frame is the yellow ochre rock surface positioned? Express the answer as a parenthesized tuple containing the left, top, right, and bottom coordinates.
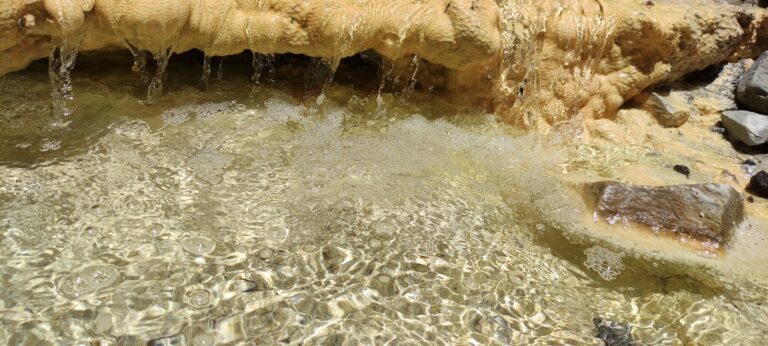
(1, 0, 768, 126)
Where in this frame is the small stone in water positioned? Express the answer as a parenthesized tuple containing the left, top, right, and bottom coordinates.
(182, 237, 216, 255)
(673, 165, 690, 178)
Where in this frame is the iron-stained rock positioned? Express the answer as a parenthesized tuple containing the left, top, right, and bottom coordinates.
(645, 91, 691, 127)
(585, 182, 743, 245)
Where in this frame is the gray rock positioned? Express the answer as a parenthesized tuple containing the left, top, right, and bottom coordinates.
(645, 91, 691, 127)
(594, 317, 633, 346)
(737, 51, 768, 114)
(721, 110, 768, 145)
(584, 182, 743, 245)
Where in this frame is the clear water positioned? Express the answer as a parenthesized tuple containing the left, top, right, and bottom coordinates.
(1, 53, 767, 345)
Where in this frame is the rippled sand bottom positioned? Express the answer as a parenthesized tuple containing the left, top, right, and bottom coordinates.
(1, 53, 767, 344)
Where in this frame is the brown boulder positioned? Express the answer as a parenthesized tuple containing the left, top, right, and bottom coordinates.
(585, 182, 744, 245)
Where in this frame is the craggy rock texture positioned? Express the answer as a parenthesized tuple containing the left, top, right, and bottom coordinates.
(2, 0, 768, 125)
(496, 0, 768, 128)
(737, 51, 768, 113)
(722, 109, 768, 145)
(585, 181, 744, 246)
(0, 0, 501, 73)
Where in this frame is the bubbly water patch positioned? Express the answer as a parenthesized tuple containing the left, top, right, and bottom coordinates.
(182, 237, 216, 255)
(57, 265, 120, 298)
(40, 140, 62, 152)
(161, 101, 243, 125)
(584, 246, 626, 281)
(112, 120, 150, 138)
(264, 98, 305, 123)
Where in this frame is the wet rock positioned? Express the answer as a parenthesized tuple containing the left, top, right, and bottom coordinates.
(737, 52, 768, 114)
(644, 91, 691, 127)
(748, 171, 768, 198)
(593, 317, 633, 346)
(585, 182, 744, 245)
(673, 165, 690, 178)
(721, 110, 768, 145)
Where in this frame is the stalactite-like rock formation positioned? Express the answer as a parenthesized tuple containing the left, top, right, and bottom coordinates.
(1, 0, 768, 127)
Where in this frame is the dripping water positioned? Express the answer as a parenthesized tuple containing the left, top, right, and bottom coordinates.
(200, 55, 212, 90)
(216, 58, 224, 81)
(146, 48, 172, 105)
(251, 52, 275, 85)
(305, 57, 340, 105)
(401, 55, 420, 99)
(126, 42, 151, 86)
(49, 36, 80, 127)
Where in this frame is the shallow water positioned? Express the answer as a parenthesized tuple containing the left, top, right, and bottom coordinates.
(1, 53, 767, 345)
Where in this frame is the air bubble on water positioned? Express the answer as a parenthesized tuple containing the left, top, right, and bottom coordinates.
(192, 332, 217, 346)
(368, 239, 382, 249)
(182, 237, 216, 255)
(583, 246, 625, 281)
(265, 225, 288, 242)
(377, 274, 392, 284)
(57, 265, 120, 298)
(258, 247, 274, 260)
(186, 288, 213, 307)
(40, 140, 61, 152)
(373, 220, 397, 240)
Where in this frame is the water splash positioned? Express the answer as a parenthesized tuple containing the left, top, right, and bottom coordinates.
(146, 48, 172, 105)
(49, 36, 80, 126)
